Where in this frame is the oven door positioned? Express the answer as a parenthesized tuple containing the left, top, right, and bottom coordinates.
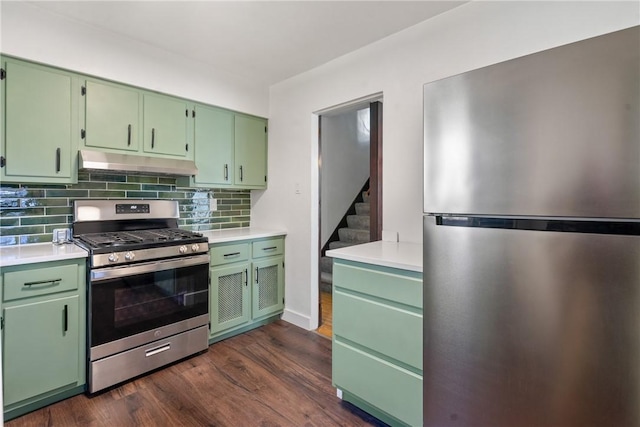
(89, 254, 209, 360)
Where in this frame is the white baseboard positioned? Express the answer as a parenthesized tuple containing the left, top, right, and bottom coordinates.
(281, 308, 312, 330)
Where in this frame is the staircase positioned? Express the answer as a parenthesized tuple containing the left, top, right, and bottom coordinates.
(320, 189, 371, 292)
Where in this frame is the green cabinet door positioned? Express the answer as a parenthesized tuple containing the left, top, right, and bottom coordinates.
(234, 115, 267, 188)
(1, 59, 77, 183)
(252, 256, 284, 319)
(3, 295, 80, 406)
(84, 80, 140, 151)
(143, 93, 190, 158)
(210, 263, 251, 334)
(193, 105, 234, 185)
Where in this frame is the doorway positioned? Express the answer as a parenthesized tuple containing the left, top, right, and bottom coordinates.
(317, 99, 383, 337)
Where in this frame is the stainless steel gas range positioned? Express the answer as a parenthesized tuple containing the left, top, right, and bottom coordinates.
(72, 199, 210, 393)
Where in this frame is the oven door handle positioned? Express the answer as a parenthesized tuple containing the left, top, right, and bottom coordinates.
(90, 254, 210, 282)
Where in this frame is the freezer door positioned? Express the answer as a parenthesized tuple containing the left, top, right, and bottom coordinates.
(423, 216, 640, 427)
(423, 26, 639, 218)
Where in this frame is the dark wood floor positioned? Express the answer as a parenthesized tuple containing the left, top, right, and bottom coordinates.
(7, 321, 387, 427)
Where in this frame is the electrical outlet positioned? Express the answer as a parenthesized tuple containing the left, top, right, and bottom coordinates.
(209, 198, 217, 211)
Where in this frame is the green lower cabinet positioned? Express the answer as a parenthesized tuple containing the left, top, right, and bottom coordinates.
(251, 257, 285, 319)
(209, 237, 285, 343)
(4, 295, 80, 406)
(332, 259, 423, 427)
(210, 262, 251, 333)
(2, 259, 86, 421)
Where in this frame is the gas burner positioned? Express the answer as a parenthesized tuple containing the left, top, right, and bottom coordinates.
(78, 232, 143, 248)
(73, 200, 209, 266)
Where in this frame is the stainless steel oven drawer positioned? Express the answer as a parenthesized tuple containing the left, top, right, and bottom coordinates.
(89, 325, 208, 393)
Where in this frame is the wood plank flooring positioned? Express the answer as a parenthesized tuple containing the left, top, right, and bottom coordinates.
(7, 321, 387, 427)
(316, 291, 333, 338)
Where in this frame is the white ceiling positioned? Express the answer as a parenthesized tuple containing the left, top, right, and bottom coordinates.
(26, 1, 467, 86)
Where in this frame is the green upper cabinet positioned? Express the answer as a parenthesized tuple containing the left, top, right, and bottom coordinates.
(179, 109, 268, 190)
(0, 57, 79, 184)
(1, 55, 268, 186)
(193, 104, 234, 186)
(143, 92, 191, 158)
(235, 115, 267, 189)
(84, 79, 141, 152)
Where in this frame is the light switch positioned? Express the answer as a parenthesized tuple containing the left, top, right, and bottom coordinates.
(209, 198, 218, 211)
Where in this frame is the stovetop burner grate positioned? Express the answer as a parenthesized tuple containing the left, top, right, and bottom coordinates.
(76, 228, 204, 249)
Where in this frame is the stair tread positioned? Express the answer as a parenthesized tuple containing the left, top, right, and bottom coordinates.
(320, 271, 333, 284)
(320, 256, 333, 273)
(355, 202, 370, 215)
(338, 228, 370, 243)
(346, 214, 370, 230)
(328, 241, 357, 250)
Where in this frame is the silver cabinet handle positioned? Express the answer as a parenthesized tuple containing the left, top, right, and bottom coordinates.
(127, 124, 132, 146)
(223, 252, 241, 258)
(244, 268, 248, 287)
(239, 165, 243, 181)
(262, 246, 277, 251)
(224, 164, 229, 181)
(255, 266, 259, 283)
(151, 128, 156, 149)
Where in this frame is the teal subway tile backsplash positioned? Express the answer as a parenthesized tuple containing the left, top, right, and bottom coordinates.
(0, 172, 251, 246)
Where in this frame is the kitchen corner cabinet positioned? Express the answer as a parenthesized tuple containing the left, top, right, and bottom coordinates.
(209, 236, 284, 342)
(332, 259, 423, 427)
(234, 115, 267, 189)
(0, 56, 79, 184)
(1, 259, 86, 421)
(178, 108, 267, 190)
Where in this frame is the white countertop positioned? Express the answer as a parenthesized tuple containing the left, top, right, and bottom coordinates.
(0, 242, 89, 267)
(326, 241, 422, 272)
(0, 228, 287, 267)
(201, 227, 287, 244)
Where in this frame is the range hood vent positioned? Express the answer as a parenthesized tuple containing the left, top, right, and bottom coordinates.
(79, 150, 198, 176)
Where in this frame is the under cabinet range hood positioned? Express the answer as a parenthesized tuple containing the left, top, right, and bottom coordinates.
(79, 150, 198, 176)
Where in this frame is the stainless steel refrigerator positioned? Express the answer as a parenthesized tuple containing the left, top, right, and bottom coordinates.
(422, 26, 639, 427)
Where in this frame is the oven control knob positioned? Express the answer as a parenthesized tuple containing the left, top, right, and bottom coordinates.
(108, 253, 119, 263)
(124, 251, 135, 261)
(191, 244, 200, 252)
(179, 245, 188, 254)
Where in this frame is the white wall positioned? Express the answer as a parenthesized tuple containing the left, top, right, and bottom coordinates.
(252, 1, 640, 330)
(320, 109, 370, 247)
(0, 1, 269, 117)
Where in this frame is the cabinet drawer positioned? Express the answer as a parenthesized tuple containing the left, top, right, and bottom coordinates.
(4, 264, 79, 302)
(209, 243, 250, 266)
(334, 340, 422, 427)
(334, 290, 422, 370)
(333, 262, 422, 309)
(252, 238, 283, 258)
